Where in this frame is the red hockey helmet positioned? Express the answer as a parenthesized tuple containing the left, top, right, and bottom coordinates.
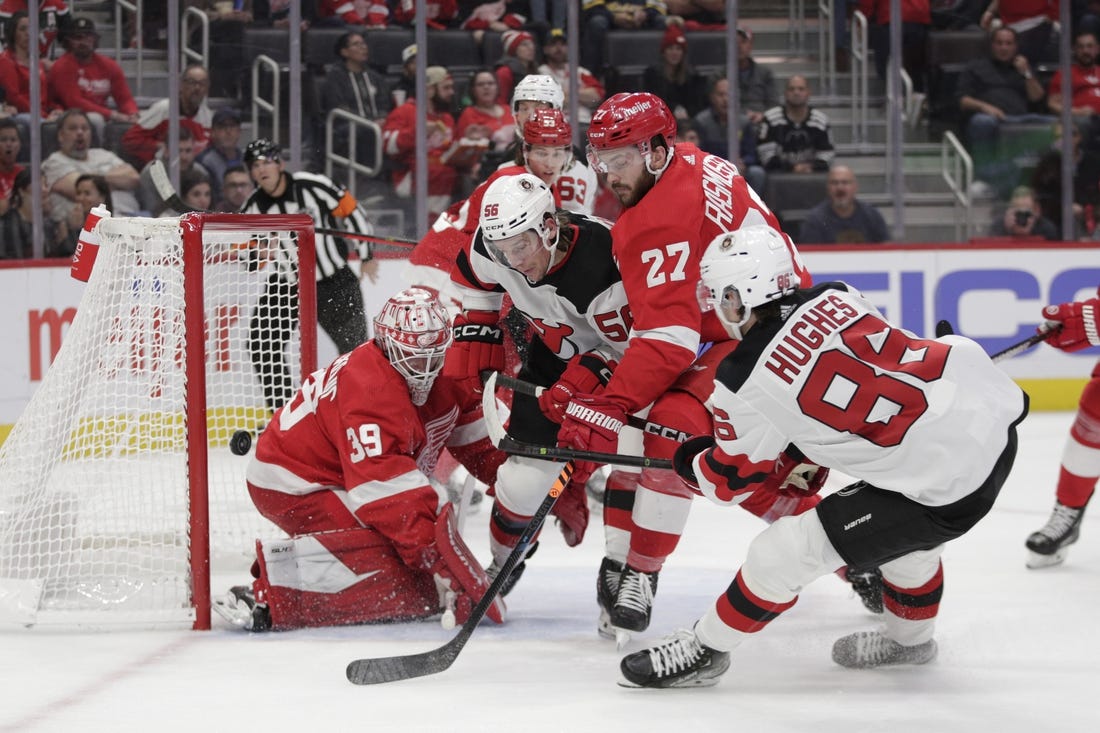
(586, 92, 676, 152)
(523, 108, 572, 148)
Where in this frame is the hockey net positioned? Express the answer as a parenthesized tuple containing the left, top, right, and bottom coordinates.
(0, 213, 317, 629)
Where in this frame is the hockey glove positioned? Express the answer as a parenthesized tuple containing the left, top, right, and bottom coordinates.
(1041, 287, 1100, 352)
(771, 447, 829, 499)
(672, 435, 716, 492)
(538, 352, 617, 424)
(558, 394, 627, 456)
(443, 309, 505, 396)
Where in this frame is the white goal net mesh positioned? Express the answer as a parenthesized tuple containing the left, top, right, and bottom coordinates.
(0, 214, 316, 629)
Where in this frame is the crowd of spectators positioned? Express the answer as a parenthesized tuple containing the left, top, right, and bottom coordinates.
(7, 1, 1100, 256)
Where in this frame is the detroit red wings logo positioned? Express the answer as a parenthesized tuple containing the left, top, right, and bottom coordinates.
(528, 318, 576, 357)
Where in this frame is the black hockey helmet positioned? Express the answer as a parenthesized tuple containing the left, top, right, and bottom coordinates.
(244, 138, 282, 166)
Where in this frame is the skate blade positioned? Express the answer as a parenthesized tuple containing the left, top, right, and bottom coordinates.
(598, 609, 616, 640)
(615, 628, 632, 650)
(1026, 548, 1069, 569)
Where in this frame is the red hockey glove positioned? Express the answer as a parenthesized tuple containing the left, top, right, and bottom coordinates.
(442, 309, 504, 396)
(558, 394, 626, 455)
(671, 435, 716, 493)
(1041, 288, 1100, 352)
(538, 352, 616, 424)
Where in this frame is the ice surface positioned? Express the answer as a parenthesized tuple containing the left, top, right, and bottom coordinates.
(2, 413, 1097, 732)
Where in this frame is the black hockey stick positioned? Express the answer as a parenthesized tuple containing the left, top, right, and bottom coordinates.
(485, 372, 692, 443)
(345, 460, 575, 685)
(151, 160, 417, 249)
(990, 327, 1059, 362)
(481, 372, 674, 470)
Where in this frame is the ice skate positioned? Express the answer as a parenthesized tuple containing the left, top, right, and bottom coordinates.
(611, 565, 658, 633)
(1026, 501, 1086, 569)
(831, 631, 937, 669)
(212, 585, 271, 632)
(596, 556, 623, 641)
(486, 541, 538, 597)
(845, 566, 884, 613)
(619, 628, 730, 688)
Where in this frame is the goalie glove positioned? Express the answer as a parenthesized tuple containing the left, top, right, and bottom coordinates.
(442, 309, 505, 397)
(1041, 287, 1100, 352)
(538, 351, 616, 424)
(427, 504, 505, 625)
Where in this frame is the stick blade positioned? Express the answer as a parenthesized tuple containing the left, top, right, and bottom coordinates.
(346, 643, 460, 685)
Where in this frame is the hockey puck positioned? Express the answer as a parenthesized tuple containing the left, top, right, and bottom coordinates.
(230, 430, 253, 456)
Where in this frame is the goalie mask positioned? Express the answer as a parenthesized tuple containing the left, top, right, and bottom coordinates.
(373, 288, 452, 405)
(522, 108, 574, 183)
(586, 92, 676, 178)
(699, 226, 799, 340)
(479, 173, 559, 282)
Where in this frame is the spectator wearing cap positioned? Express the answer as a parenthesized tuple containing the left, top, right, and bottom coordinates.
(495, 29, 538, 105)
(197, 107, 244, 203)
(581, 0, 668, 76)
(643, 23, 707, 119)
(736, 25, 778, 128)
(48, 17, 139, 142)
(382, 65, 461, 221)
(391, 43, 418, 107)
(121, 64, 213, 168)
(536, 28, 604, 124)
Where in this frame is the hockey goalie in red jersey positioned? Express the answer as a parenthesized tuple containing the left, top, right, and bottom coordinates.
(554, 92, 817, 640)
(618, 226, 1029, 688)
(1025, 285, 1100, 568)
(213, 289, 506, 632)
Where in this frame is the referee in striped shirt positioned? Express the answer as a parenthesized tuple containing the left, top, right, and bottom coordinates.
(240, 138, 380, 412)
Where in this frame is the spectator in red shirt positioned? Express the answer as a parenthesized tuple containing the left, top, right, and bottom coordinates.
(1048, 30, 1100, 121)
(0, 116, 23, 215)
(0, 0, 69, 61)
(48, 17, 138, 143)
(494, 29, 538, 106)
(0, 12, 61, 122)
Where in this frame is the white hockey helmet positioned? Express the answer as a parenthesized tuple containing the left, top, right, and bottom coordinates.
(511, 74, 564, 114)
(479, 173, 559, 272)
(372, 288, 452, 405)
(699, 226, 799, 339)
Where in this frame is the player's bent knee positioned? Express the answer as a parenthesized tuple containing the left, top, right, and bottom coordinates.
(742, 511, 844, 601)
(495, 455, 567, 515)
(879, 545, 944, 588)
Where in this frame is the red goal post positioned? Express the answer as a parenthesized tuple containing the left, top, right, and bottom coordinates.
(0, 213, 317, 630)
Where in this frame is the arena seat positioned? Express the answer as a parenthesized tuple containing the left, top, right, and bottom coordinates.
(763, 172, 829, 234)
(242, 26, 292, 64)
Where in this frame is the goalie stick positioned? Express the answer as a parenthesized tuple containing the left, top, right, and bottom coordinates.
(345, 460, 575, 685)
(149, 160, 417, 248)
(481, 372, 674, 470)
(484, 371, 692, 443)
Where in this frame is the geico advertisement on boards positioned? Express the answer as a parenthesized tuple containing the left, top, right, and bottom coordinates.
(0, 245, 1097, 425)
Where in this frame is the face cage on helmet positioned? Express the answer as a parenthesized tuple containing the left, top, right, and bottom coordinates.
(710, 284, 752, 341)
(484, 223, 558, 274)
(377, 332, 450, 406)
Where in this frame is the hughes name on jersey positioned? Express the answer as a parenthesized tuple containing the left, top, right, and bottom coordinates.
(695, 283, 1028, 508)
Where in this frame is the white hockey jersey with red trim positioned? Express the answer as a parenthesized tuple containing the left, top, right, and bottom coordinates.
(694, 283, 1028, 508)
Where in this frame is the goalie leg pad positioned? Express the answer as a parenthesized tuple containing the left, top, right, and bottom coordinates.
(254, 527, 439, 630)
